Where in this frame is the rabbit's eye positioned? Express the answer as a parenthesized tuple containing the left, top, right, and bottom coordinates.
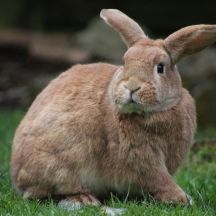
(157, 63, 164, 74)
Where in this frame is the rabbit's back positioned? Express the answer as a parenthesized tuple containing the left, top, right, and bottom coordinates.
(24, 63, 118, 121)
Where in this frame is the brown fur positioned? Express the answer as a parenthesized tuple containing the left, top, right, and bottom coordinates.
(11, 9, 216, 205)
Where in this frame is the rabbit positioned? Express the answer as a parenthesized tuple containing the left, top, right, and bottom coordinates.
(11, 8, 216, 209)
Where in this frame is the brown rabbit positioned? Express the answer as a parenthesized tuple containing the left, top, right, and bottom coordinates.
(11, 9, 216, 208)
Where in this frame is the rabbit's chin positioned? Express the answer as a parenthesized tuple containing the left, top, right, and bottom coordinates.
(118, 102, 144, 114)
(117, 97, 180, 114)
(118, 103, 159, 114)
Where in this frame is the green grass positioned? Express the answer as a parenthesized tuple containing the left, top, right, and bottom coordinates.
(0, 110, 216, 215)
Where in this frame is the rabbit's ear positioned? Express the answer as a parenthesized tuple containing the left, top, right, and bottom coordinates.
(164, 25, 216, 64)
(100, 9, 147, 47)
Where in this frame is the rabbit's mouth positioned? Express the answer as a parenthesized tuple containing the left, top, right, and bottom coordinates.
(118, 95, 180, 114)
(119, 101, 144, 114)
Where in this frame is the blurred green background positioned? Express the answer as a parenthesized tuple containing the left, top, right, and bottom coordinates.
(0, 0, 215, 128)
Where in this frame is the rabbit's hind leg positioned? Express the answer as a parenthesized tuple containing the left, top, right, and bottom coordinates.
(58, 193, 101, 211)
(22, 185, 49, 199)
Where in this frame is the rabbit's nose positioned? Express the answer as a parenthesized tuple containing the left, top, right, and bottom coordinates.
(124, 85, 141, 94)
(124, 85, 141, 102)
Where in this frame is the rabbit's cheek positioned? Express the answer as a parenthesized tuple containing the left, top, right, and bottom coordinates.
(154, 79, 181, 110)
(136, 83, 157, 105)
(113, 85, 130, 105)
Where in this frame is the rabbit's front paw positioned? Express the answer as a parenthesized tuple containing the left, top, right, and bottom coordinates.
(155, 188, 189, 204)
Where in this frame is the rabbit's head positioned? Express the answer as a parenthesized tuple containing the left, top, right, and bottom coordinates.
(101, 9, 216, 114)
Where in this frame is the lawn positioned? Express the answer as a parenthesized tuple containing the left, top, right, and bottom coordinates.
(0, 110, 216, 215)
